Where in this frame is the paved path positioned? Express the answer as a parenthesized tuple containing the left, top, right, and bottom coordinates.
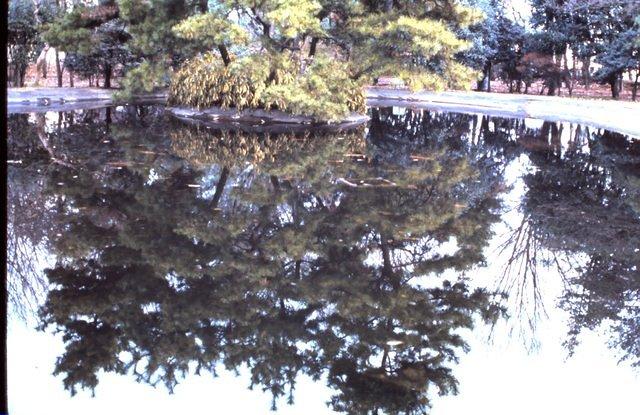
(8, 87, 640, 137)
(367, 88, 640, 138)
(7, 87, 166, 113)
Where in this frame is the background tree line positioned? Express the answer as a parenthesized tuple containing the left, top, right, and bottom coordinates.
(7, 0, 640, 100)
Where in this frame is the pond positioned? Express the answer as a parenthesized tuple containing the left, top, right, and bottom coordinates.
(6, 106, 640, 414)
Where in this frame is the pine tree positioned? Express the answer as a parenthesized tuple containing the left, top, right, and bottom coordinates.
(167, 0, 485, 120)
(43, 0, 132, 88)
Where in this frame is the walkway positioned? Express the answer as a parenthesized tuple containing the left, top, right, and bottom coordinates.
(7, 87, 640, 137)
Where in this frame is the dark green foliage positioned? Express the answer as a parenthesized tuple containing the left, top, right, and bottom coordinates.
(594, 27, 640, 98)
(454, 0, 640, 98)
(43, 2, 132, 88)
(8, 0, 40, 87)
(168, 0, 485, 118)
(491, 117, 640, 365)
(10, 107, 640, 413)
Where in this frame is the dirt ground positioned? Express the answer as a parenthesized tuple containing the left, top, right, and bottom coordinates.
(489, 79, 638, 101)
(22, 64, 121, 89)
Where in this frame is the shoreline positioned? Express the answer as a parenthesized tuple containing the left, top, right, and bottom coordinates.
(7, 87, 640, 138)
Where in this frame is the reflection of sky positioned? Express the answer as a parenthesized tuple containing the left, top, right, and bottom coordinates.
(7, 117, 640, 414)
(9, 301, 640, 415)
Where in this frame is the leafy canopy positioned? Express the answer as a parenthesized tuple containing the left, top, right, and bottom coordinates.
(168, 0, 483, 119)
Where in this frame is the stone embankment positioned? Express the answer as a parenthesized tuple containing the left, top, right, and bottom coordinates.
(7, 88, 165, 113)
(8, 87, 640, 138)
(367, 88, 640, 138)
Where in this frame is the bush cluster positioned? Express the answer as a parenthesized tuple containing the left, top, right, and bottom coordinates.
(168, 52, 366, 122)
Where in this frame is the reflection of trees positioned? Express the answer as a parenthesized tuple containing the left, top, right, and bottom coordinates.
(12, 107, 639, 410)
(7, 114, 54, 320)
(7, 107, 176, 321)
(498, 120, 640, 363)
(34, 109, 507, 414)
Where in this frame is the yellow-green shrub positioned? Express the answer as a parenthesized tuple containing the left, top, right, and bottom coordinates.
(168, 52, 366, 122)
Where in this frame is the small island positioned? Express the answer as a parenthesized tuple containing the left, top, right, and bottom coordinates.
(19, 0, 488, 124)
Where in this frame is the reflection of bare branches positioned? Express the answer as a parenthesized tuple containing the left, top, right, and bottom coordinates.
(6, 168, 56, 321)
(7, 225, 50, 321)
(493, 214, 576, 348)
(496, 215, 546, 343)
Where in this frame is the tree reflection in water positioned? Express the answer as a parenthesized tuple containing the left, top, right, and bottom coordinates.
(6, 106, 639, 413)
(515, 123, 640, 366)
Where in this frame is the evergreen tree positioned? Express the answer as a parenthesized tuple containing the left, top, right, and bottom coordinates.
(8, 0, 40, 87)
(489, 116, 640, 363)
(43, 0, 132, 88)
(167, 0, 485, 120)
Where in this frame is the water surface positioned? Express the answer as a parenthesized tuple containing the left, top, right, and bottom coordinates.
(7, 106, 640, 414)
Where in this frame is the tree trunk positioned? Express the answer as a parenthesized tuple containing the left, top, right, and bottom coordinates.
(582, 56, 591, 88)
(103, 64, 112, 88)
(547, 78, 557, 96)
(618, 75, 623, 96)
(217, 45, 231, 66)
(379, 234, 399, 289)
(69, 70, 74, 87)
(309, 37, 319, 58)
(35, 114, 73, 167)
(211, 167, 229, 208)
(11, 61, 26, 87)
(477, 62, 490, 91)
(270, 175, 280, 191)
(487, 63, 492, 92)
(55, 49, 63, 87)
(610, 76, 620, 99)
(35, 46, 49, 83)
(8, 64, 15, 87)
(632, 70, 639, 102)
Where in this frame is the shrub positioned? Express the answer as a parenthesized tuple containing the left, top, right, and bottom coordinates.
(168, 52, 366, 122)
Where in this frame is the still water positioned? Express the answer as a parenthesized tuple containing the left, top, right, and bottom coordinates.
(7, 106, 640, 414)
